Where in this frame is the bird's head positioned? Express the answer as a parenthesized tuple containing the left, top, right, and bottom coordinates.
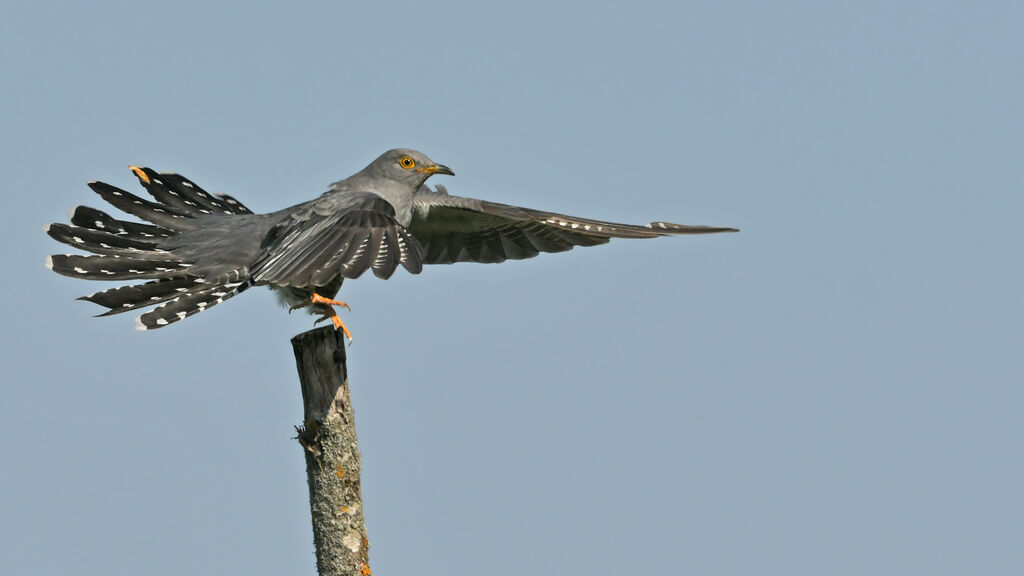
(364, 148, 454, 187)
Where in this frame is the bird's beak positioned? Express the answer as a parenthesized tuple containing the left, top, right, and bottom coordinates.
(418, 163, 454, 176)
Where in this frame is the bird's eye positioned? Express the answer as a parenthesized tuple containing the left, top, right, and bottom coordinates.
(399, 155, 416, 170)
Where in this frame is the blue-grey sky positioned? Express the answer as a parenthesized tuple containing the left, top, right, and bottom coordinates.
(2, 2, 1021, 574)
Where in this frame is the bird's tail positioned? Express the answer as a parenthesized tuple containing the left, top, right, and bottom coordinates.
(46, 166, 254, 329)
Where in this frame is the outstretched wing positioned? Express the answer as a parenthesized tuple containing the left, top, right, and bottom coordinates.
(408, 186, 738, 265)
(250, 192, 423, 288)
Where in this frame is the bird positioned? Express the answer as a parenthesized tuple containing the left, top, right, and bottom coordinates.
(46, 148, 737, 340)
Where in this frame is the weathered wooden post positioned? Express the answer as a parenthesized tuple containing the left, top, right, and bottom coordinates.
(291, 326, 371, 576)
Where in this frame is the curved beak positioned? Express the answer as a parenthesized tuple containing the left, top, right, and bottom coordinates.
(418, 163, 454, 176)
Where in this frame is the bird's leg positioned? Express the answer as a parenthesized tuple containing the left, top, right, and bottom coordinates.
(309, 293, 353, 343)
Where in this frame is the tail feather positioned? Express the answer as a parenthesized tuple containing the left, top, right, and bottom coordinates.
(129, 167, 254, 215)
(79, 276, 203, 315)
(47, 253, 188, 280)
(128, 167, 206, 213)
(49, 165, 257, 330)
(216, 193, 253, 214)
(135, 283, 243, 330)
(45, 222, 162, 256)
(132, 166, 253, 215)
(69, 205, 174, 240)
(87, 181, 196, 231)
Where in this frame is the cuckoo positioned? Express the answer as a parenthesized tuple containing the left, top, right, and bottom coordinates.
(46, 149, 737, 340)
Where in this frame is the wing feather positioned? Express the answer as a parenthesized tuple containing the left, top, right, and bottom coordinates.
(251, 193, 423, 288)
(409, 189, 737, 265)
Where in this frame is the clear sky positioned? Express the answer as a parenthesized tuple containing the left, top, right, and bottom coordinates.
(2, 2, 1021, 575)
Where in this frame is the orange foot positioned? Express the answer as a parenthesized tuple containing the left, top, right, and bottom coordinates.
(311, 293, 351, 311)
(308, 293, 353, 343)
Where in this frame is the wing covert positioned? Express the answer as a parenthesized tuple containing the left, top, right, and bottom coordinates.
(251, 193, 423, 287)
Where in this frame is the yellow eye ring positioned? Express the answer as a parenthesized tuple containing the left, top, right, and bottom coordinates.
(399, 155, 416, 170)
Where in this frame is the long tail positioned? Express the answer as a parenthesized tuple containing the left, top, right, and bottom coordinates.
(46, 166, 254, 329)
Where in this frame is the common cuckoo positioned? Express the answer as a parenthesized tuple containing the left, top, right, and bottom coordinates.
(46, 149, 737, 340)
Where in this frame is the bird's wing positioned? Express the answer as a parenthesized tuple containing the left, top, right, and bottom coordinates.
(408, 186, 738, 264)
(250, 192, 423, 287)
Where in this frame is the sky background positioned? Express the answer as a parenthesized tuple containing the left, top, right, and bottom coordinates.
(2, 2, 1022, 574)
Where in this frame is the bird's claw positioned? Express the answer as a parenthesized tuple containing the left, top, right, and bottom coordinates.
(311, 293, 351, 311)
(309, 293, 353, 344)
(317, 312, 352, 343)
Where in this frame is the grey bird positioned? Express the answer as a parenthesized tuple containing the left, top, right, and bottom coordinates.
(46, 148, 737, 340)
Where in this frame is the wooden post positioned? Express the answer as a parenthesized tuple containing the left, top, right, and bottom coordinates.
(291, 326, 371, 576)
